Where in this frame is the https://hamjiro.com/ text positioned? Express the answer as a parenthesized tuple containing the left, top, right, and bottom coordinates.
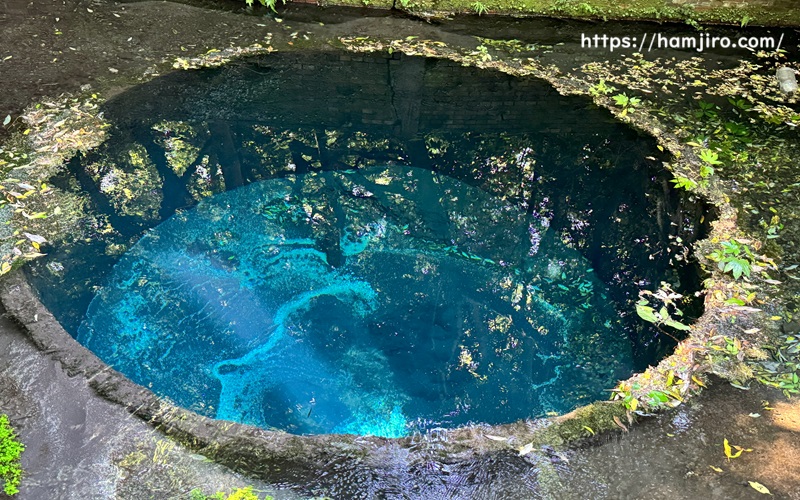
(580, 32, 784, 53)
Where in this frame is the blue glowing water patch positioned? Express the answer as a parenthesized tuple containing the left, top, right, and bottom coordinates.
(78, 166, 633, 436)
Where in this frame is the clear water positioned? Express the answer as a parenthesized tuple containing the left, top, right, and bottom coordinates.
(27, 53, 707, 437)
(77, 166, 630, 436)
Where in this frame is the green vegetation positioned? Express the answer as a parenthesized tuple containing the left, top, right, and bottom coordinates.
(611, 93, 640, 117)
(298, 0, 800, 26)
(471, 1, 488, 15)
(588, 79, 616, 97)
(707, 240, 754, 280)
(752, 334, 800, 397)
(245, 0, 281, 12)
(635, 283, 692, 332)
(189, 486, 266, 500)
(0, 415, 24, 496)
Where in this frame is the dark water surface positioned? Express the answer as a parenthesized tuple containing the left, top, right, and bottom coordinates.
(28, 51, 708, 436)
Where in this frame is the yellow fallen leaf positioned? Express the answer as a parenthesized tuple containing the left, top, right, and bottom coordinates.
(770, 316, 782, 321)
(582, 426, 595, 436)
(748, 481, 772, 495)
(709, 465, 723, 473)
(692, 375, 706, 388)
(724, 439, 743, 461)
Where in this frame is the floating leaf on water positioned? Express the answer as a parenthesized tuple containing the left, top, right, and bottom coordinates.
(748, 481, 772, 495)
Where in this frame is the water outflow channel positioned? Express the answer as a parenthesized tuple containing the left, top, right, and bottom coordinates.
(28, 51, 708, 439)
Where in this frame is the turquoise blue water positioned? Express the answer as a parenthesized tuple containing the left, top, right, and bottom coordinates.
(77, 166, 632, 437)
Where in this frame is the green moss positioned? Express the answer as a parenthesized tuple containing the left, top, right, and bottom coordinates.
(0, 415, 24, 496)
(319, 0, 394, 8)
(538, 402, 629, 445)
(189, 486, 269, 500)
(322, 0, 800, 26)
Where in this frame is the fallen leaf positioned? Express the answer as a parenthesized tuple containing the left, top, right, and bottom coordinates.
(724, 439, 752, 460)
(709, 465, 723, 473)
(692, 375, 707, 388)
(484, 434, 507, 442)
(582, 426, 595, 436)
(23, 232, 47, 244)
(612, 415, 629, 432)
(518, 443, 533, 456)
(2, 115, 10, 126)
(748, 481, 772, 495)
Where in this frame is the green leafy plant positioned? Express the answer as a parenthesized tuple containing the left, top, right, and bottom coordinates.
(0, 415, 24, 496)
(612, 93, 641, 117)
(698, 148, 722, 165)
(589, 79, 616, 97)
(471, 1, 488, 15)
(740, 14, 751, 27)
(670, 176, 697, 191)
(753, 334, 800, 397)
(470, 45, 492, 62)
(697, 148, 723, 179)
(707, 240, 754, 279)
(694, 100, 719, 120)
(245, 0, 280, 12)
(610, 382, 639, 411)
(635, 283, 691, 331)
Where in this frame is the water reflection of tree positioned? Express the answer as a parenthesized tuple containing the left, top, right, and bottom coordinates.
(53, 118, 704, 366)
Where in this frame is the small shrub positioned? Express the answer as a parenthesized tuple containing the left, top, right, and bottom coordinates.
(707, 240, 754, 280)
